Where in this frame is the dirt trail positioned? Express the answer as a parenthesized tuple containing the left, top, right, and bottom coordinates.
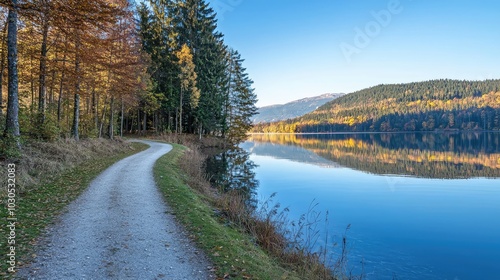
(17, 140, 213, 280)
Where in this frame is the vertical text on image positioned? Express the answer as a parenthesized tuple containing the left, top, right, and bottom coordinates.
(6, 163, 17, 273)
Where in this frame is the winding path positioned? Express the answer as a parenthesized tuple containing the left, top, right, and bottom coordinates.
(18, 140, 213, 280)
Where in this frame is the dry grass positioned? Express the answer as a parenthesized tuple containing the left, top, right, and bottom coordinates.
(0, 138, 134, 194)
(150, 134, 355, 280)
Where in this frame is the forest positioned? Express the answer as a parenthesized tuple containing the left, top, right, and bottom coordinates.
(0, 0, 257, 155)
(253, 79, 500, 133)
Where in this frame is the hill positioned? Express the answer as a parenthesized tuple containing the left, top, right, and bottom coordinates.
(253, 79, 500, 133)
(253, 93, 344, 123)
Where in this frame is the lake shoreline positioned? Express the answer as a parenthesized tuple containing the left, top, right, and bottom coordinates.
(249, 129, 500, 135)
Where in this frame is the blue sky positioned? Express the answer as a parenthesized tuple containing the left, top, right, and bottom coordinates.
(210, 0, 500, 107)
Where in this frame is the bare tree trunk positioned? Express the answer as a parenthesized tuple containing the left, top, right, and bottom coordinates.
(38, 20, 49, 123)
(178, 88, 183, 134)
(98, 95, 108, 138)
(174, 110, 178, 134)
(57, 83, 63, 123)
(72, 32, 81, 141)
(92, 88, 98, 131)
(168, 110, 172, 132)
(0, 20, 8, 116)
(143, 111, 146, 135)
(153, 111, 157, 134)
(30, 54, 35, 113)
(108, 95, 114, 139)
(137, 109, 140, 135)
(4, 0, 20, 146)
(125, 109, 129, 134)
(49, 65, 56, 104)
(72, 93, 80, 140)
(57, 39, 67, 124)
(85, 95, 90, 114)
(120, 96, 124, 137)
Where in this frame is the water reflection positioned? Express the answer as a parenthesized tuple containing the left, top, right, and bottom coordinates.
(205, 147, 259, 207)
(248, 132, 500, 179)
(205, 133, 500, 279)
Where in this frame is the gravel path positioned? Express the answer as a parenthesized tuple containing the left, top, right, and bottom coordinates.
(17, 140, 214, 280)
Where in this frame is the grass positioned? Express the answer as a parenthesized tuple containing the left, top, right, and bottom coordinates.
(154, 143, 301, 279)
(151, 133, 362, 279)
(0, 139, 148, 278)
(0, 134, 353, 279)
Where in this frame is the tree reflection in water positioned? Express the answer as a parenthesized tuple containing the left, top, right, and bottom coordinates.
(248, 132, 500, 179)
(205, 147, 259, 208)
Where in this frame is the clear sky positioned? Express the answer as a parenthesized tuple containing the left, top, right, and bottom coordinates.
(209, 0, 500, 107)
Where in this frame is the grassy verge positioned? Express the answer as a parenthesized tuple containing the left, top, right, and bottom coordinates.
(0, 140, 148, 277)
(154, 143, 301, 280)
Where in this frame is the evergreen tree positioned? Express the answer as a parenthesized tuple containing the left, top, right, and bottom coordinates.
(225, 49, 257, 143)
(177, 0, 227, 134)
(138, 0, 258, 141)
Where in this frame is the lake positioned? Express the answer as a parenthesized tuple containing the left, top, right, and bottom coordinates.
(206, 132, 500, 280)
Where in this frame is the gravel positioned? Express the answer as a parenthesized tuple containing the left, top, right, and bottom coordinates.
(17, 140, 215, 280)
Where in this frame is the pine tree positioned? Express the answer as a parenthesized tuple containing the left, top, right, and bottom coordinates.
(177, 0, 227, 134)
(141, 0, 180, 132)
(138, 0, 257, 140)
(225, 49, 257, 144)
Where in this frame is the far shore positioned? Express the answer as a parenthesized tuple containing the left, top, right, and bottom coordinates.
(248, 129, 499, 135)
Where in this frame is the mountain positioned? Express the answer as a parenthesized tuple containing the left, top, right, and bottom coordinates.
(253, 79, 500, 133)
(253, 93, 344, 124)
(241, 138, 340, 168)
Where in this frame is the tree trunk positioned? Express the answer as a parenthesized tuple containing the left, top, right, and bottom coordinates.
(92, 88, 98, 131)
(57, 83, 63, 124)
(178, 88, 183, 134)
(98, 95, 108, 138)
(85, 95, 90, 114)
(72, 93, 80, 140)
(38, 20, 49, 123)
(4, 0, 20, 146)
(108, 95, 114, 139)
(125, 110, 127, 133)
(72, 32, 81, 140)
(30, 54, 35, 113)
(174, 110, 178, 134)
(49, 66, 56, 104)
(57, 40, 67, 124)
(137, 109, 140, 134)
(0, 20, 8, 116)
(143, 111, 147, 135)
(120, 96, 124, 137)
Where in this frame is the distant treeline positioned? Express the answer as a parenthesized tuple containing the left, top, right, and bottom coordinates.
(252, 79, 500, 133)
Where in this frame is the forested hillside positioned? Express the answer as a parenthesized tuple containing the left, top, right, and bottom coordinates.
(0, 0, 257, 155)
(253, 79, 500, 133)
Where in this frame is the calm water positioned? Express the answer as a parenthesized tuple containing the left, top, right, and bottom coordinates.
(207, 132, 500, 280)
